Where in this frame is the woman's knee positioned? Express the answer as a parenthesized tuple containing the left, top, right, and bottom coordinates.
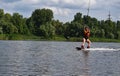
(87, 40, 91, 44)
(82, 38, 85, 41)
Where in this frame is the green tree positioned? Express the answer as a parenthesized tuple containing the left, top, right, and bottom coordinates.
(116, 31, 120, 39)
(0, 20, 18, 34)
(26, 17, 34, 34)
(117, 21, 120, 31)
(90, 18, 99, 27)
(64, 22, 83, 38)
(31, 8, 53, 35)
(31, 8, 53, 26)
(105, 20, 115, 32)
(22, 18, 30, 35)
(100, 29, 105, 38)
(52, 20, 63, 35)
(11, 13, 23, 33)
(73, 12, 82, 24)
(82, 15, 91, 26)
(3, 13, 12, 22)
(39, 22, 55, 39)
(0, 9, 4, 19)
(91, 26, 98, 37)
(11, 13, 29, 34)
(108, 32, 114, 39)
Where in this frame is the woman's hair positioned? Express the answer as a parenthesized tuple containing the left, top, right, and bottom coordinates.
(84, 26, 89, 30)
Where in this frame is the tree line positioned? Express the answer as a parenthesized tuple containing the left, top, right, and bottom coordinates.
(0, 8, 120, 40)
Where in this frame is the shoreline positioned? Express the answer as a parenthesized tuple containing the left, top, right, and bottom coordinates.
(0, 34, 120, 42)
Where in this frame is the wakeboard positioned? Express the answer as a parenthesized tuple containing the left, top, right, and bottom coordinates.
(76, 47, 90, 51)
(76, 47, 82, 50)
(76, 47, 85, 50)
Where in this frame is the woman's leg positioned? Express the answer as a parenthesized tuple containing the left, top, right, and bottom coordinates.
(81, 38, 86, 49)
(86, 39, 91, 48)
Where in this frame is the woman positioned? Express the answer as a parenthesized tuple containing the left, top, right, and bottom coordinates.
(81, 26, 91, 49)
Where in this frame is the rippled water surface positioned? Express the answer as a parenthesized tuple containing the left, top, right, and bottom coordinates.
(0, 41, 120, 76)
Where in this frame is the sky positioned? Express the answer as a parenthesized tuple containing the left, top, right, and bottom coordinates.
(1, 0, 120, 22)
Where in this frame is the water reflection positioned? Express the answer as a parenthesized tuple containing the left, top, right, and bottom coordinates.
(82, 51, 90, 76)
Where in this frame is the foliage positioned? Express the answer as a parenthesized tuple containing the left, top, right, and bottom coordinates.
(0, 8, 120, 41)
(29, 8, 53, 35)
(117, 31, 120, 39)
(32, 8, 53, 26)
(64, 22, 83, 39)
(51, 20, 64, 35)
(73, 12, 82, 24)
(0, 9, 4, 19)
(39, 22, 55, 39)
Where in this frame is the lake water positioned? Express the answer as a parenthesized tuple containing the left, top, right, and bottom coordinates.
(0, 41, 120, 76)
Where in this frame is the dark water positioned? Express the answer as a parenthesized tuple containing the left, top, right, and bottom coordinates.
(0, 41, 120, 76)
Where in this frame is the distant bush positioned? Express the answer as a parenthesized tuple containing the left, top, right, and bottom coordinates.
(117, 31, 120, 39)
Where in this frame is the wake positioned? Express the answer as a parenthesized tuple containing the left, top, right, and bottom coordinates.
(83, 48, 120, 52)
